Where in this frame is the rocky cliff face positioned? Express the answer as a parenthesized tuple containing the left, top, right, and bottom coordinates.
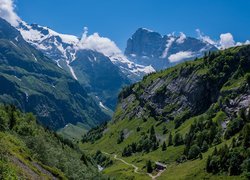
(125, 28, 217, 70)
(117, 45, 250, 128)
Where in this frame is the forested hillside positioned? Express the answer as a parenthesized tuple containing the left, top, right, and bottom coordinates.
(81, 45, 250, 179)
(0, 105, 103, 179)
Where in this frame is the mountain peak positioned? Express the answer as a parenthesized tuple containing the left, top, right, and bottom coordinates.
(125, 28, 218, 70)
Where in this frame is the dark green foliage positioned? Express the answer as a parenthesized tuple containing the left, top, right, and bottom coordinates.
(188, 145, 201, 159)
(224, 117, 244, 139)
(8, 105, 16, 130)
(82, 122, 107, 143)
(0, 105, 101, 179)
(117, 130, 124, 144)
(118, 85, 134, 100)
(201, 140, 209, 152)
(162, 126, 168, 134)
(168, 132, 173, 146)
(81, 153, 88, 166)
(93, 150, 113, 168)
(122, 126, 159, 157)
(173, 133, 183, 146)
(174, 110, 191, 128)
(242, 159, 250, 178)
(146, 160, 153, 173)
(206, 124, 250, 177)
(184, 116, 221, 158)
(245, 74, 250, 85)
(162, 141, 167, 151)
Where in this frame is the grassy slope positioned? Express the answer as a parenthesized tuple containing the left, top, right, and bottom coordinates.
(0, 106, 101, 179)
(81, 45, 250, 179)
(0, 130, 66, 179)
(81, 115, 244, 179)
(57, 123, 88, 140)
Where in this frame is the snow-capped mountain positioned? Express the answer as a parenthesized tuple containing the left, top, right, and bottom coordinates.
(125, 28, 218, 70)
(17, 22, 154, 82)
(15, 22, 218, 110)
(16, 21, 154, 110)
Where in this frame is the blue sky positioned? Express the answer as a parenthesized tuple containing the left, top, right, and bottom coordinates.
(15, 0, 250, 50)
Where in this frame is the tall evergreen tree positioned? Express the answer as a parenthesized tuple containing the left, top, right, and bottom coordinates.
(146, 160, 153, 173)
(168, 132, 173, 146)
(162, 141, 167, 151)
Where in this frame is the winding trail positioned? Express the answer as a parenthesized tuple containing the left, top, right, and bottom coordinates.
(103, 152, 166, 179)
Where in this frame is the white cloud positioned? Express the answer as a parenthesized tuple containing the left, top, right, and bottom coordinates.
(0, 0, 20, 26)
(168, 51, 194, 63)
(236, 40, 250, 46)
(245, 40, 250, 45)
(196, 29, 216, 45)
(196, 29, 250, 49)
(176, 32, 186, 44)
(78, 31, 122, 58)
(219, 33, 235, 49)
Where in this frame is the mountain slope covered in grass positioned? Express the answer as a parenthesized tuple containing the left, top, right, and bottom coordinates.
(0, 105, 103, 179)
(81, 45, 250, 179)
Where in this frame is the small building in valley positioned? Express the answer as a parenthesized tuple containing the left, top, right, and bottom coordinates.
(155, 162, 167, 171)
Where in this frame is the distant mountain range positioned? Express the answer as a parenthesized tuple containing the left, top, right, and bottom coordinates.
(16, 22, 218, 110)
(125, 28, 218, 70)
(0, 16, 219, 129)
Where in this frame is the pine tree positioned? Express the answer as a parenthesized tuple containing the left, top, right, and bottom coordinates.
(146, 160, 153, 173)
(162, 141, 167, 151)
(81, 153, 88, 166)
(206, 155, 212, 172)
(9, 105, 16, 130)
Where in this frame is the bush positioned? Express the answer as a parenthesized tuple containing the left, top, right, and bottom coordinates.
(188, 145, 201, 159)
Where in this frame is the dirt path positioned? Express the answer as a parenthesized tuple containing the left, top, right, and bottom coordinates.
(103, 152, 166, 180)
(147, 169, 166, 180)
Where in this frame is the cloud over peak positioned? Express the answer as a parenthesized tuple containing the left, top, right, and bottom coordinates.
(78, 30, 122, 58)
(196, 29, 249, 50)
(0, 0, 20, 26)
(168, 51, 194, 63)
(219, 33, 235, 49)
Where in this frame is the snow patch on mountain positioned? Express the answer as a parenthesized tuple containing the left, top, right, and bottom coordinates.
(161, 36, 175, 58)
(176, 32, 186, 44)
(17, 22, 153, 80)
(19, 22, 78, 45)
(67, 61, 78, 80)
